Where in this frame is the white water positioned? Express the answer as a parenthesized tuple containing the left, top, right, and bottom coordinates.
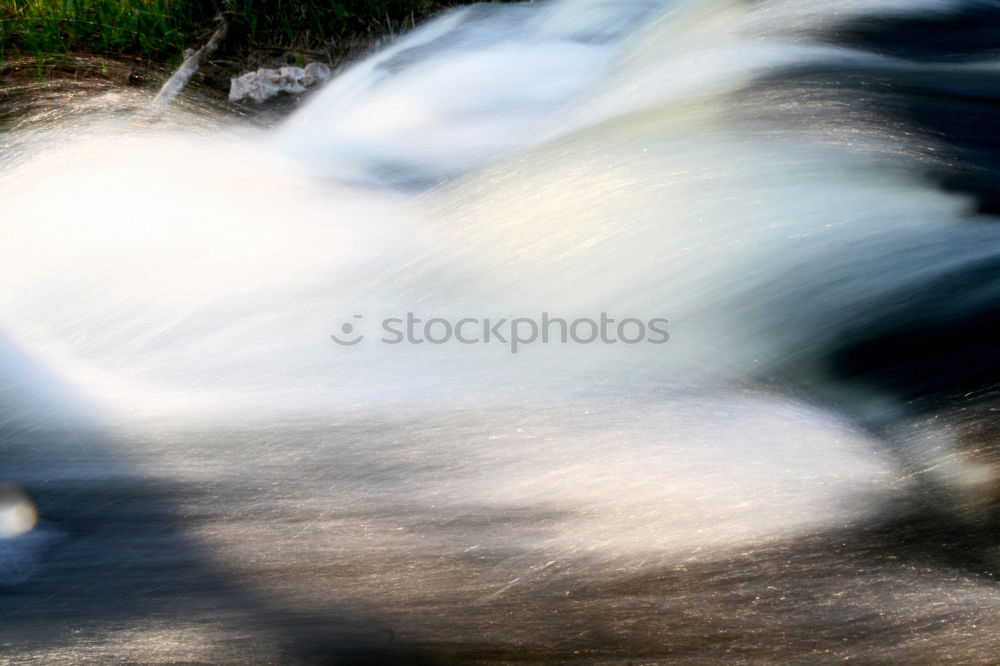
(0, 0, 993, 581)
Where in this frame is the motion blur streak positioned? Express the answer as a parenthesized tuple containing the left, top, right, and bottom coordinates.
(2, 0, 1000, 662)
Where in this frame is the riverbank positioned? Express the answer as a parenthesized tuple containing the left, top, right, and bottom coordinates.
(0, 1, 487, 105)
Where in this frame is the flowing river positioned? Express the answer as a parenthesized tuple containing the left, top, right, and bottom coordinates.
(2, 0, 1000, 662)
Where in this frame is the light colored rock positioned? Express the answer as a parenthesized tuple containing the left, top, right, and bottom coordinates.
(303, 62, 333, 87)
(0, 484, 36, 539)
(229, 63, 334, 104)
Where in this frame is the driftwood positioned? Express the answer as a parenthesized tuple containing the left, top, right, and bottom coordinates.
(150, 12, 231, 112)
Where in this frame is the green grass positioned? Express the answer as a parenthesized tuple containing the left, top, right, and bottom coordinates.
(229, 0, 454, 44)
(0, 0, 210, 63)
(0, 0, 484, 67)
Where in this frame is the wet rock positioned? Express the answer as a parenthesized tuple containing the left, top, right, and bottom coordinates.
(229, 62, 333, 104)
(0, 484, 37, 539)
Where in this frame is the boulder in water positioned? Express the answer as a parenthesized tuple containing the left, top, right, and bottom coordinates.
(229, 63, 333, 104)
(0, 484, 37, 539)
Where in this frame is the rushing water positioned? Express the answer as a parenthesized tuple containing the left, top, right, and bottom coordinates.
(2, 0, 1000, 662)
